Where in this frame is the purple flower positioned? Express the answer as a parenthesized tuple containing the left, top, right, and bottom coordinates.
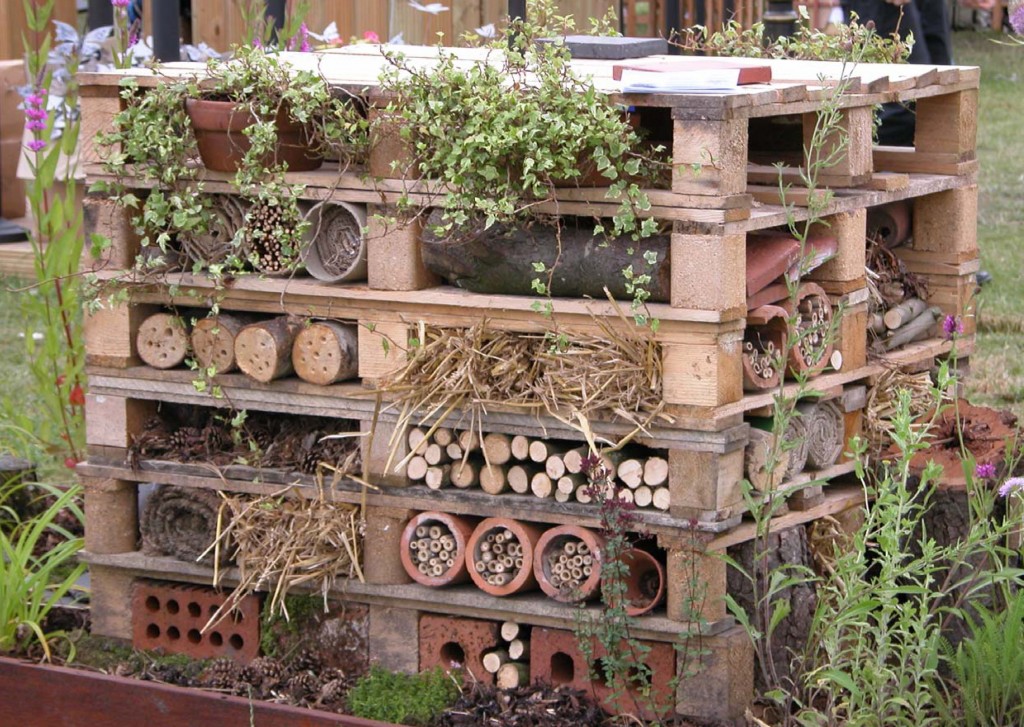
(111, 0, 131, 7)
(26, 119, 46, 131)
(975, 463, 997, 479)
(1011, 3, 1024, 34)
(299, 23, 311, 52)
(942, 315, 964, 339)
(998, 477, 1024, 498)
(26, 139, 46, 152)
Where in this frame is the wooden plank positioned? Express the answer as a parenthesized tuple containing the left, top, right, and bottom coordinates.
(354, 0, 389, 40)
(389, 1, 453, 45)
(81, 551, 734, 640)
(304, 0, 356, 42)
(873, 146, 977, 176)
(0, 657, 393, 727)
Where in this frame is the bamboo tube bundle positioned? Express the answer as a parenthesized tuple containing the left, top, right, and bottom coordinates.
(246, 198, 303, 275)
(137, 312, 189, 369)
(291, 320, 359, 386)
(534, 526, 604, 603)
(234, 316, 304, 383)
(743, 305, 788, 390)
(399, 512, 475, 587)
(301, 202, 368, 283)
(178, 194, 248, 267)
(467, 518, 542, 596)
(190, 313, 250, 375)
(784, 283, 834, 377)
(797, 400, 846, 469)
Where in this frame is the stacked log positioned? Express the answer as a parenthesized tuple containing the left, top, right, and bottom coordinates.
(398, 427, 671, 511)
(483, 621, 531, 689)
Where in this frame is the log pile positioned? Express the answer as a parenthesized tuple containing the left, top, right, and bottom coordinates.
(866, 233, 935, 353)
(481, 621, 532, 690)
(401, 426, 671, 511)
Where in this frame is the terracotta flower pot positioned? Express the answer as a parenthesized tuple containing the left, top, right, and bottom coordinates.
(185, 98, 323, 173)
(533, 524, 605, 603)
(467, 517, 543, 597)
(619, 548, 665, 616)
(399, 511, 476, 587)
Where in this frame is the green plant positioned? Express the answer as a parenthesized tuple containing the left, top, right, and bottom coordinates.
(0, 481, 86, 661)
(95, 43, 369, 278)
(935, 589, 1024, 726)
(347, 666, 459, 725)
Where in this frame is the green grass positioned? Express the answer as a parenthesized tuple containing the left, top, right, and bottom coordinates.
(953, 32, 1024, 420)
(0, 275, 49, 461)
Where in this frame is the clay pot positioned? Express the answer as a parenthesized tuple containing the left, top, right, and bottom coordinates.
(619, 548, 665, 616)
(467, 517, 543, 597)
(533, 525, 605, 603)
(399, 511, 476, 587)
(743, 304, 788, 391)
(782, 282, 834, 378)
(185, 98, 323, 173)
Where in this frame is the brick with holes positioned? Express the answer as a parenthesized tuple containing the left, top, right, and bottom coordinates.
(418, 614, 500, 685)
(131, 580, 260, 662)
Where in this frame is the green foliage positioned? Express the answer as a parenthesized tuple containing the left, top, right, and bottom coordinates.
(96, 44, 369, 278)
(347, 666, 459, 726)
(258, 592, 321, 659)
(936, 591, 1024, 727)
(675, 12, 912, 63)
(0, 482, 86, 661)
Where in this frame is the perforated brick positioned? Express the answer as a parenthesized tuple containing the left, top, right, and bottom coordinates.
(131, 580, 260, 662)
(419, 614, 500, 684)
(530, 626, 676, 718)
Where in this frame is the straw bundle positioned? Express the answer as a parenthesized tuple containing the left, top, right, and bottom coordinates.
(864, 368, 935, 448)
(178, 194, 249, 267)
(204, 480, 365, 630)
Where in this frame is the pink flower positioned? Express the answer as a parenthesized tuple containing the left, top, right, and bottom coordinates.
(998, 477, 1024, 498)
(111, 0, 131, 7)
(26, 139, 46, 152)
(363, 30, 380, 43)
(1011, 3, 1024, 34)
(942, 314, 963, 339)
(975, 463, 996, 479)
(299, 22, 311, 52)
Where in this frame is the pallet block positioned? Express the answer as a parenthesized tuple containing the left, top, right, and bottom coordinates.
(667, 447, 746, 523)
(661, 330, 745, 408)
(363, 505, 414, 585)
(84, 300, 158, 368)
(835, 301, 868, 371)
(88, 564, 136, 640)
(675, 624, 753, 725)
(369, 604, 421, 674)
(661, 535, 729, 623)
(914, 89, 978, 158)
(912, 186, 978, 255)
(808, 208, 868, 284)
(361, 417, 411, 487)
(365, 205, 439, 292)
(85, 394, 156, 452)
(671, 118, 748, 197)
(802, 106, 874, 185)
(79, 86, 122, 168)
(82, 194, 141, 272)
(357, 320, 410, 383)
(82, 477, 138, 555)
(670, 232, 746, 314)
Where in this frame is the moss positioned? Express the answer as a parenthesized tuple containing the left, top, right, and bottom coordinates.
(347, 666, 459, 726)
(258, 593, 323, 659)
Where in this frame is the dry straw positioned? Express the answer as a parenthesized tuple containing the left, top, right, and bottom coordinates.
(202, 451, 366, 631)
(378, 308, 666, 473)
(864, 368, 936, 448)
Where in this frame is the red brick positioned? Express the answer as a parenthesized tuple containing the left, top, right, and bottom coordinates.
(530, 626, 676, 718)
(418, 614, 500, 685)
(131, 581, 260, 663)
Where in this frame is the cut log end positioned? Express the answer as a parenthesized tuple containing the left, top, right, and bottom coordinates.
(137, 312, 189, 370)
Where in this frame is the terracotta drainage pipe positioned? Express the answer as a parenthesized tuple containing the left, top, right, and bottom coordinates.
(783, 281, 834, 377)
(467, 517, 543, 596)
(619, 548, 666, 616)
(400, 511, 477, 587)
(533, 524, 605, 603)
(743, 304, 788, 391)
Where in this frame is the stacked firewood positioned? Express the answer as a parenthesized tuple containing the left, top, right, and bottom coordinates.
(481, 622, 531, 689)
(866, 217, 937, 353)
(403, 427, 671, 511)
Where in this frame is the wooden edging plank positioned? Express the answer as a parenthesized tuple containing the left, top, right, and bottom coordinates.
(0, 656, 395, 727)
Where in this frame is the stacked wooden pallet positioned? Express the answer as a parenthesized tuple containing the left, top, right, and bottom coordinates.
(77, 49, 978, 724)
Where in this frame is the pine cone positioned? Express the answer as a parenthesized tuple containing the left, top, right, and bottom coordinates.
(201, 658, 240, 690)
(291, 647, 323, 673)
(247, 656, 285, 692)
(318, 677, 347, 705)
(286, 671, 321, 700)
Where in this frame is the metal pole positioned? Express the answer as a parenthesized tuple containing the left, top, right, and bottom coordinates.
(508, 0, 526, 23)
(151, 0, 181, 62)
(86, 0, 114, 30)
(762, 0, 799, 44)
(665, 0, 681, 54)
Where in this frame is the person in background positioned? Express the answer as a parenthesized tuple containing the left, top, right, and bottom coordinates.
(845, 0, 995, 145)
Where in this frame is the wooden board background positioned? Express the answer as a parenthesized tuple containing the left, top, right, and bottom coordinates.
(0, 0, 78, 61)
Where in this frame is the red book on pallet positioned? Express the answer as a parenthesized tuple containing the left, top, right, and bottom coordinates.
(611, 58, 773, 85)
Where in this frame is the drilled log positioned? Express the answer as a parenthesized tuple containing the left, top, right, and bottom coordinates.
(234, 316, 302, 383)
(421, 211, 671, 302)
(190, 313, 248, 375)
(137, 312, 189, 370)
(291, 320, 359, 386)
